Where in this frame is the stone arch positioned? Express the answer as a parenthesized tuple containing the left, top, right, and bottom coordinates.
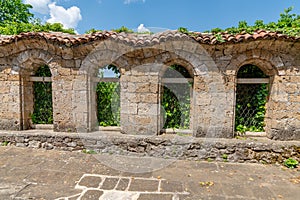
(9, 50, 60, 130)
(12, 49, 56, 75)
(228, 50, 284, 138)
(163, 58, 195, 78)
(227, 49, 281, 76)
(80, 36, 229, 137)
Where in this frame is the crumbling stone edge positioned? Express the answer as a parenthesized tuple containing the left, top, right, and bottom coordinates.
(0, 130, 299, 165)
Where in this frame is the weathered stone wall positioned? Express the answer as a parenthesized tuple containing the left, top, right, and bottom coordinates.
(0, 31, 300, 141)
(121, 64, 161, 135)
(0, 130, 299, 164)
(0, 68, 21, 130)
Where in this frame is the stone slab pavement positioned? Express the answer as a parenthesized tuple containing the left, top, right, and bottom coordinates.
(0, 146, 299, 200)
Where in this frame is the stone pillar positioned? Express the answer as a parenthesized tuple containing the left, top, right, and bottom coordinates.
(0, 68, 22, 130)
(266, 72, 300, 140)
(20, 75, 34, 130)
(52, 66, 90, 132)
(193, 72, 234, 138)
(120, 64, 161, 135)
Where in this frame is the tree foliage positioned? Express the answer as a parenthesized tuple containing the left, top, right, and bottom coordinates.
(0, 0, 75, 35)
(0, 0, 33, 24)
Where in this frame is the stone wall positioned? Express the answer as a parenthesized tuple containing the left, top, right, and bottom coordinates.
(0, 68, 21, 130)
(0, 130, 299, 164)
(0, 31, 300, 140)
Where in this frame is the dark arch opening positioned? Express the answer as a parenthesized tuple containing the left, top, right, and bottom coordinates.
(237, 64, 269, 78)
(235, 64, 269, 133)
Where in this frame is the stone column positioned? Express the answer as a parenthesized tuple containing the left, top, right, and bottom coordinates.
(120, 64, 161, 135)
(0, 68, 22, 130)
(266, 72, 300, 140)
(20, 75, 34, 130)
(52, 66, 90, 132)
(193, 71, 234, 138)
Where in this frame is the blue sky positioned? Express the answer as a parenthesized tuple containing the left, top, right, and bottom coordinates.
(24, 0, 300, 34)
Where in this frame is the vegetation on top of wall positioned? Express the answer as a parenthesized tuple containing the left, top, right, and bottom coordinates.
(112, 26, 134, 33)
(178, 7, 300, 39)
(86, 26, 135, 34)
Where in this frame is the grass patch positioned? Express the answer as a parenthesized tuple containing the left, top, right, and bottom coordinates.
(82, 149, 97, 154)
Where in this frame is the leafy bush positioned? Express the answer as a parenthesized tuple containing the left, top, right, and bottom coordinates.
(96, 82, 120, 126)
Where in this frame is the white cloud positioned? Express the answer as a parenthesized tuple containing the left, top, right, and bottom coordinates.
(24, 0, 52, 14)
(47, 2, 82, 29)
(137, 24, 150, 33)
(124, 0, 145, 4)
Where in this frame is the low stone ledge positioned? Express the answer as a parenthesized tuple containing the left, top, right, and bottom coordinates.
(0, 130, 299, 164)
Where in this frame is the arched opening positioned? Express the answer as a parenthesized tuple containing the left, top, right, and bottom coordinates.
(235, 64, 269, 134)
(21, 63, 53, 129)
(96, 65, 120, 128)
(30, 65, 53, 127)
(161, 64, 193, 132)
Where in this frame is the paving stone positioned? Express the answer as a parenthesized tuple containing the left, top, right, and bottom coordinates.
(137, 193, 174, 200)
(81, 189, 103, 200)
(78, 176, 102, 188)
(221, 183, 275, 199)
(0, 146, 299, 200)
(26, 170, 66, 185)
(100, 177, 119, 190)
(14, 184, 79, 200)
(160, 180, 184, 193)
(100, 191, 139, 200)
(129, 179, 159, 192)
(115, 178, 130, 191)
